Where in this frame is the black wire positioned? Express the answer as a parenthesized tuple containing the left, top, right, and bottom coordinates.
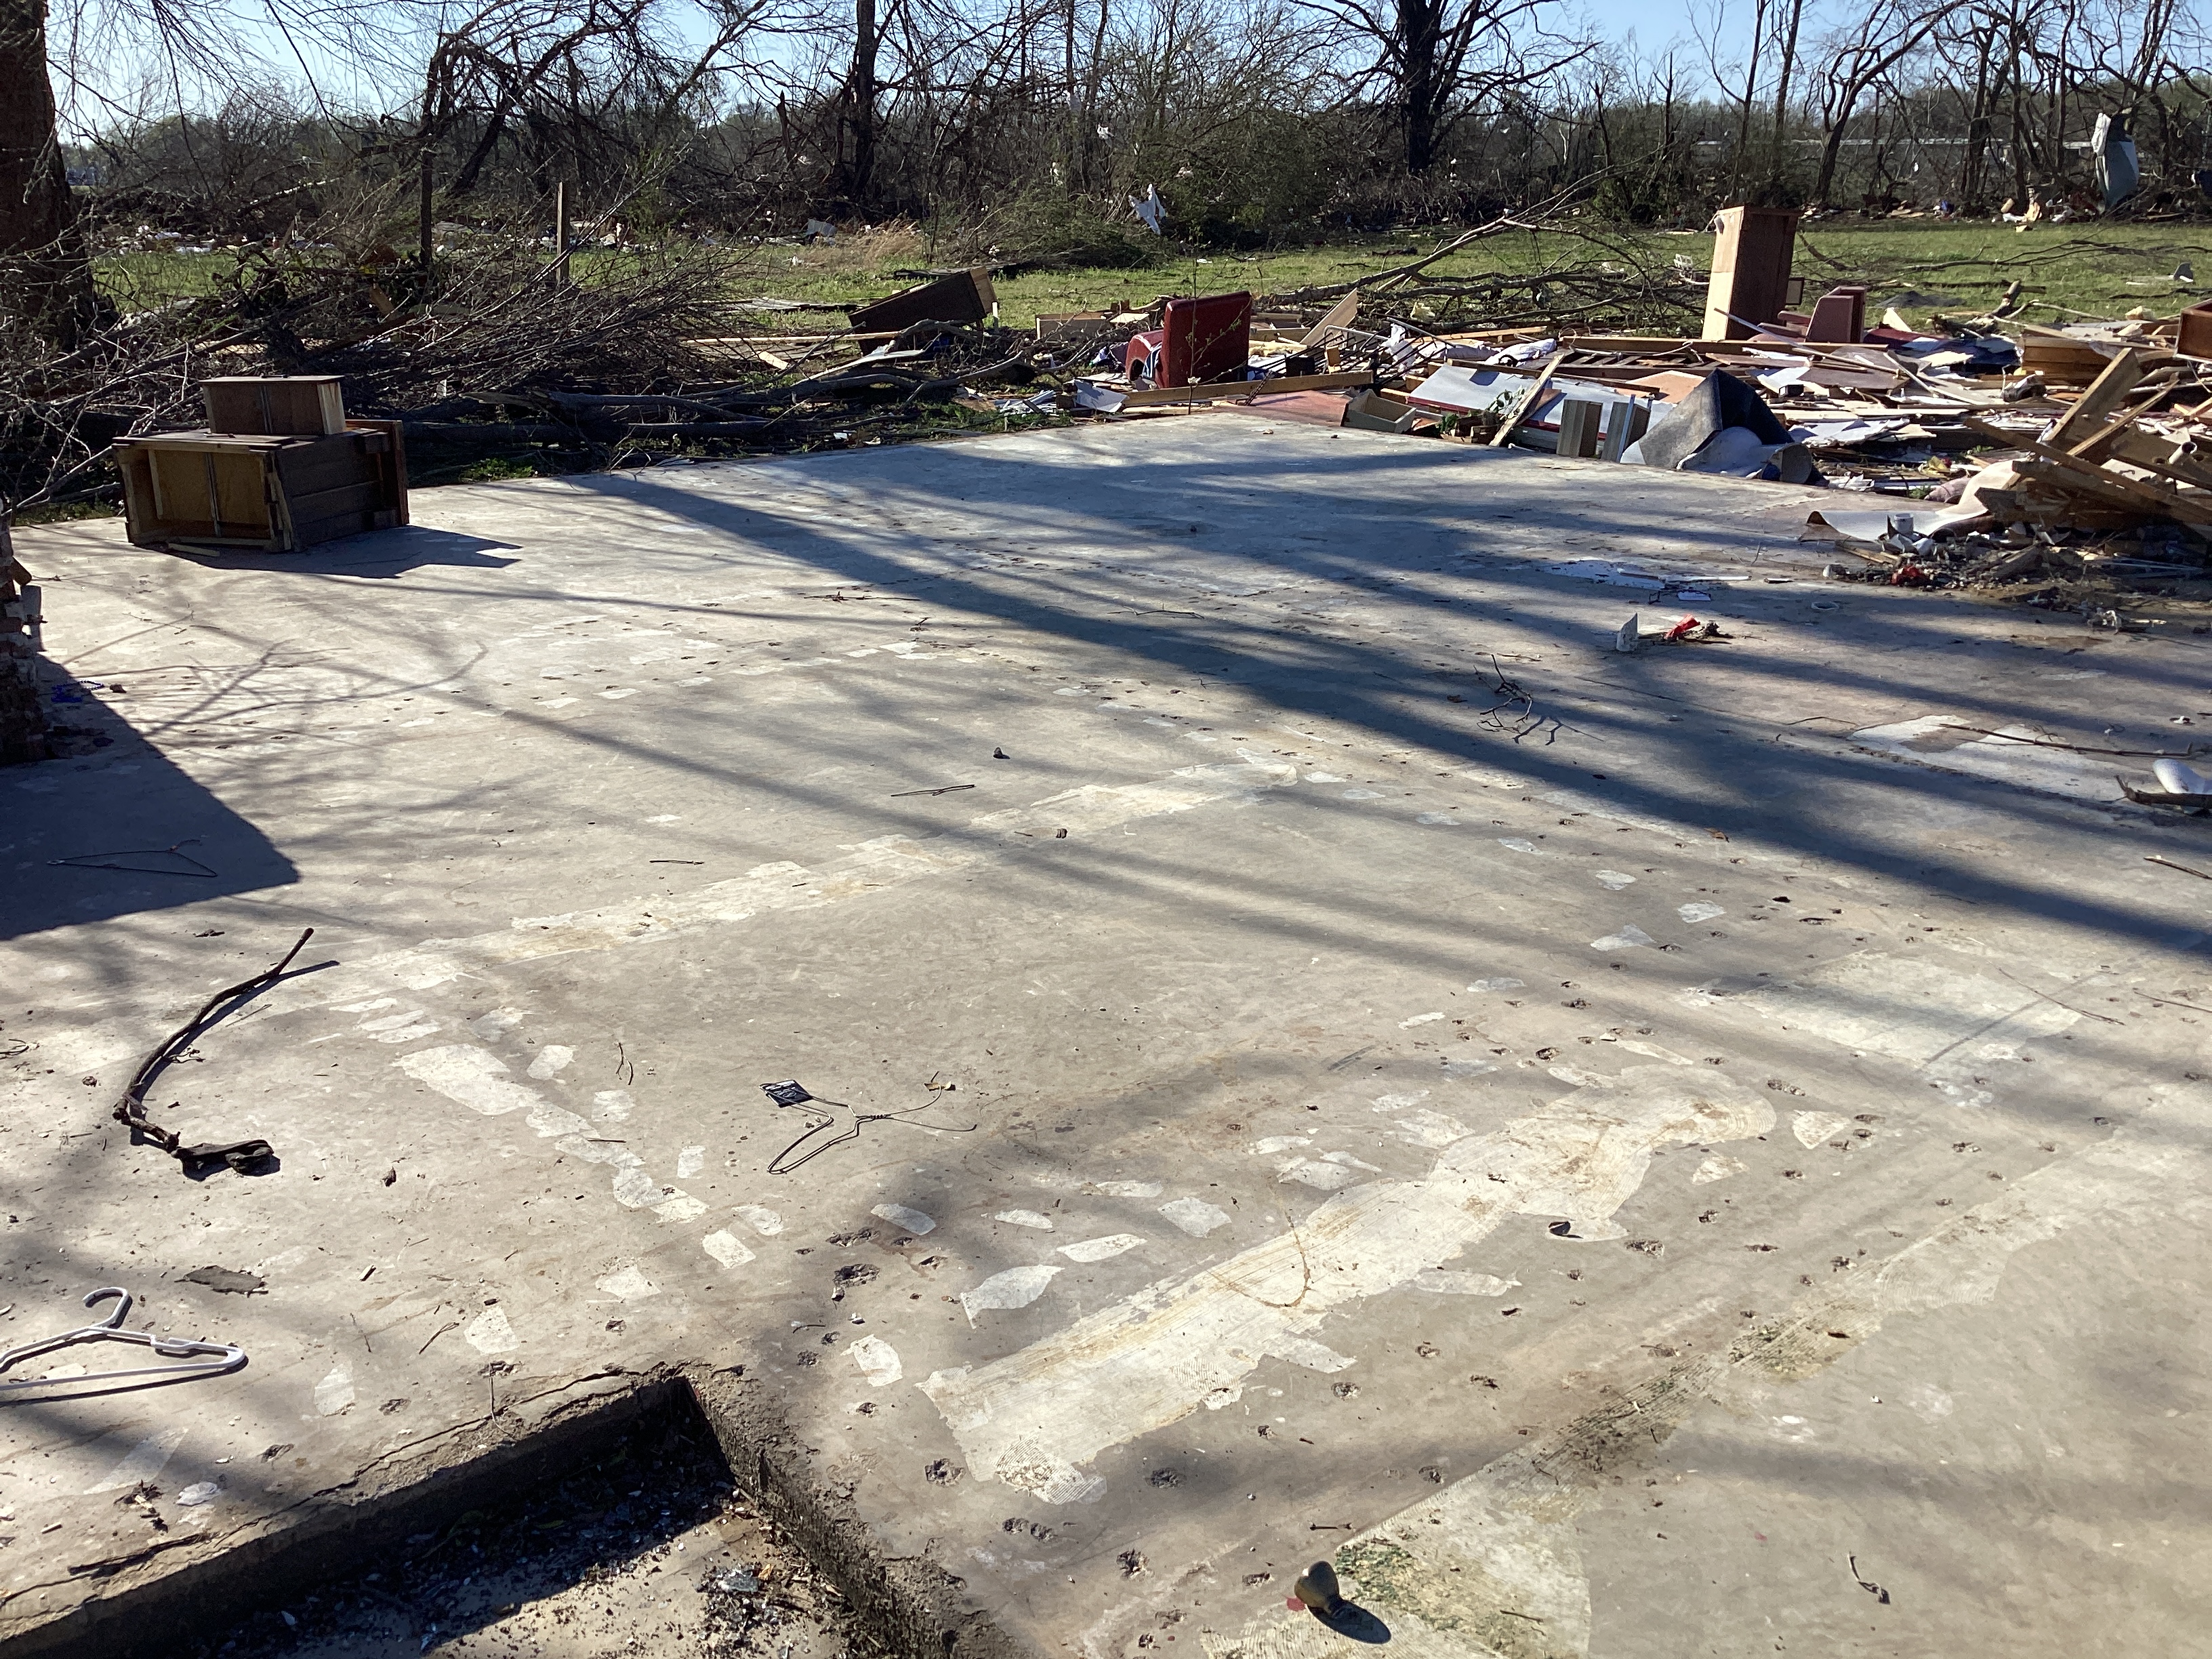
(114, 928, 322, 1170)
(765, 1090, 978, 1175)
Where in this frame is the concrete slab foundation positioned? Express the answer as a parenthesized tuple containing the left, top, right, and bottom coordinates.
(4, 417, 2209, 1658)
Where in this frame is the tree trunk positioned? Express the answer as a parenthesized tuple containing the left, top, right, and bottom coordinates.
(1765, 0, 1804, 196)
(0, 0, 95, 346)
(834, 0, 882, 211)
(1399, 0, 1441, 173)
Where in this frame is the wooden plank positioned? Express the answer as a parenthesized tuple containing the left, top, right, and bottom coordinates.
(2001, 449, 2212, 523)
(1299, 291, 1359, 349)
(1107, 371, 1376, 408)
(2090, 426, 2212, 492)
(1488, 354, 1564, 447)
(2045, 350, 2144, 449)
(847, 268, 994, 332)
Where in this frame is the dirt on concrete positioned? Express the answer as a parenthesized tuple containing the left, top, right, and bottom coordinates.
(188, 1407, 865, 1659)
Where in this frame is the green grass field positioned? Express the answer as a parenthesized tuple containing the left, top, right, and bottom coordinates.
(94, 217, 2212, 335)
(740, 218, 2212, 331)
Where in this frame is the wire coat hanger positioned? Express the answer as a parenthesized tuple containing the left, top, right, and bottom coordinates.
(0, 1288, 247, 1403)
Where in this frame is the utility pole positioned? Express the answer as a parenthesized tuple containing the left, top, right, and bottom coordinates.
(417, 148, 434, 306)
(553, 180, 571, 287)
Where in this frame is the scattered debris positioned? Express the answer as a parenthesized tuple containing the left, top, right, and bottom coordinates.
(1288, 1560, 1343, 1616)
(52, 838, 219, 878)
(113, 928, 323, 1174)
(1849, 1553, 1892, 1605)
(182, 1267, 266, 1295)
(758, 1079, 977, 1174)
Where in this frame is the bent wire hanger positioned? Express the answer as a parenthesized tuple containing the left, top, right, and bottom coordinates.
(0, 1288, 247, 1404)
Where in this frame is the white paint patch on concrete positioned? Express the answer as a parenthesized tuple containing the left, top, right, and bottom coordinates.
(1415, 813, 1460, 825)
(394, 1046, 541, 1116)
(1497, 838, 1540, 855)
(874, 1202, 936, 1235)
(921, 1067, 1771, 1501)
(1466, 979, 1524, 992)
(1372, 1092, 1428, 1109)
(676, 1145, 705, 1178)
(1089, 1180, 1164, 1198)
(592, 1089, 634, 1121)
(1250, 1136, 1311, 1155)
(597, 1266, 658, 1300)
(526, 1044, 575, 1078)
(852, 1336, 903, 1386)
(1341, 790, 1384, 800)
(1160, 1197, 1231, 1237)
(525, 1099, 591, 1139)
(1306, 772, 1345, 783)
(610, 1166, 659, 1208)
(1194, 1097, 2212, 1659)
(997, 1210, 1056, 1230)
(653, 1193, 708, 1223)
(1393, 1109, 1471, 1148)
(733, 1205, 784, 1236)
(1281, 1160, 1362, 1190)
(1679, 901, 1725, 923)
(470, 1008, 524, 1039)
(1706, 951, 2078, 1069)
(1059, 1234, 1145, 1263)
(1849, 714, 2117, 801)
(702, 1230, 756, 1269)
(1398, 1011, 1446, 1027)
(1791, 1111, 1854, 1148)
(1596, 870, 1637, 890)
(464, 1307, 519, 1353)
(1692, 1154, 1746, 1183)
(960, 1265, 1061, 1325)
(285, 761, 1300, 1006)
(1591, 924, 1655, 949)
(313, 1364, 355, 1416)
(1408, 1271, 1517, 1296)
(85, 1428, 188, 1494)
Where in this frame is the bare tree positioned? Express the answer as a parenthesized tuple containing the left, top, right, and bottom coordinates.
(1809, 0, 1944, 205)
(1294, 0, 1582, 174)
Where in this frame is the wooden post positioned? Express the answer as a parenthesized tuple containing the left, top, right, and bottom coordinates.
(417, 149, 434, 303)
(554, 181, 571, 287)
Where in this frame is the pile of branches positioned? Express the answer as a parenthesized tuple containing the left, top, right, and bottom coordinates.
(0, 218, 1067, 512)
(1278, 204, 1706, 337)
(400, 314, 1046, 466)
(1, 224, 758, 510)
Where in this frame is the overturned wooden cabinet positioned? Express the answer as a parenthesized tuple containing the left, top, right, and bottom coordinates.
(115, 422, 409, 552)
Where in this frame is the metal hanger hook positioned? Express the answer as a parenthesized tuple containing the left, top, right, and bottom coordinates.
(84, 1287, 133, 1328)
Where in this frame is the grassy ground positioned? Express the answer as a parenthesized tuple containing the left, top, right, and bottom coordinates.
(94, 217, 2212, 334)
(740, 218, 2212, 330)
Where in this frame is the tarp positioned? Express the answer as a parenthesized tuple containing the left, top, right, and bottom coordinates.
(1621, 369, 1810, 482)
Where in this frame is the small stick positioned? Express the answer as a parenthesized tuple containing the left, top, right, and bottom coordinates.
(2146, 855, 2212, 881)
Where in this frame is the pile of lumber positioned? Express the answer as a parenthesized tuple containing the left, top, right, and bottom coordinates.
(1960, 348, 2212, 530)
